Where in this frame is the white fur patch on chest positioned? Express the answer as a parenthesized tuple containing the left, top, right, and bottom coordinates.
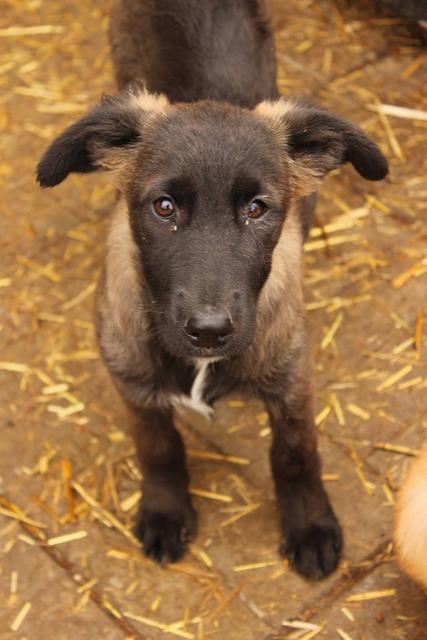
(170, 358, 220, 419)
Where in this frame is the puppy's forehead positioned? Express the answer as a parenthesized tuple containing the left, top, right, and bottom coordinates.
(140, 102, 280, 178)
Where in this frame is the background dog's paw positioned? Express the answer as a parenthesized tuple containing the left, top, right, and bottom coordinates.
(135, 504, 197, 564)
(280, 520, 343, 580)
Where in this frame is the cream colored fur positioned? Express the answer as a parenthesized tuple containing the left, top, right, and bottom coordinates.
(258, 201, 303, 314)
(255, 98, 298, 122)
(128, 88, 170, 114)
(395, 441, 427, 589)
(105, 200, 143, 334)
(238, 202, 305, 380)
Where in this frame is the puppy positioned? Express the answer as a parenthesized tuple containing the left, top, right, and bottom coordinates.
(37, 0, 388, 579)
(395, 442, 427, 589)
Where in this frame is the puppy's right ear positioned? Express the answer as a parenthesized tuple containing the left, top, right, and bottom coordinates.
(36, 89, 169, 187)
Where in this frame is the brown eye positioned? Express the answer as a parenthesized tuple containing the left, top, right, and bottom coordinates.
(153, 196, 176, 219)
(242, 199, 268, 220)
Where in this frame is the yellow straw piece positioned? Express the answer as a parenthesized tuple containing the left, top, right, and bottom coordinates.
(187, 449, 250, 465)
(190, 488, 232, 503)
(10, 603, 31, 631)
(347, 588, 395, 602)
(321, 313, 344, 350)
(376, 365, 413, 391)
(346, 403, 370, 420)
(124, 612, 194, 639)
(47, 530, 88, 546)
(233, 560, 276, 572)
(0, 25, 64, 36)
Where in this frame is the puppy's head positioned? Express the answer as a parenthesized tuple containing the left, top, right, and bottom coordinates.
(37, 89, 387, 359)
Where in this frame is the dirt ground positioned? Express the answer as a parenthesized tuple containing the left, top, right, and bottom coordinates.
(1, 0, 426, 638)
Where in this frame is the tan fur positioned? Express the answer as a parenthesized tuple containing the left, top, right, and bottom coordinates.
(94, 89, 170, 183)
(96, 200, 151, 403)
(255, 98, 298, 122)
(95, 145, 139, 184)
(239, 202, 305, 379)
(128, 87, 170, 115)
(105, 200, 143, 332)
(258, 201, 303, 314)
(254, 98, 291, 158)
(394, 441, 427, 589)
(286, 161, 325, 199)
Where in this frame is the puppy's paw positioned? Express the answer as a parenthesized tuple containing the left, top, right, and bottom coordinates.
(281, 519, 343, 580)
(135, 503, 197, 564)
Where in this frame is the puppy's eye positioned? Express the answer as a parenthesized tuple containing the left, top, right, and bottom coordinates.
(152, 196, 176, 219)
(241, 199, 268, 220)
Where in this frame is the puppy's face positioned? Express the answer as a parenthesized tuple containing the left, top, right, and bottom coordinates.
(37, 91, 387, 359)
(125, 103, 288, 358)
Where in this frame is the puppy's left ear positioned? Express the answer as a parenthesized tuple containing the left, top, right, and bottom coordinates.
(256, 99, 388, 196)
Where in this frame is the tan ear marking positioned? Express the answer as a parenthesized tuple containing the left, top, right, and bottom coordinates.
(95, 89, 170, 183)
(93, 145, 139, 187)
(128, 88, 170, 115)
(254, 98, 297, 122)
(255, 99, 323, 198)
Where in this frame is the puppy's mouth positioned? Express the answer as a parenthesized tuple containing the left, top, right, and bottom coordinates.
(157, 324, 254, 360)
(181, 343, 232, 359)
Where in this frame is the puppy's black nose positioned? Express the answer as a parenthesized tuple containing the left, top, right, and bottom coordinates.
(185, 313, 233, 348)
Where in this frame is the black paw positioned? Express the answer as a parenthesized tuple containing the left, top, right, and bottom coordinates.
(135, 503, 197, 564)
(281, 519, 343, 580)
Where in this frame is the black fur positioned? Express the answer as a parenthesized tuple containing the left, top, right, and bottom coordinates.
(109, 0, 278, 106)
(285, 104, 388, 181)
(37, 95, 142, 187)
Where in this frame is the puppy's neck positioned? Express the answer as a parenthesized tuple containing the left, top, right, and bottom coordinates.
(258, 202, 303, 318)
(105, 199, 147, 335)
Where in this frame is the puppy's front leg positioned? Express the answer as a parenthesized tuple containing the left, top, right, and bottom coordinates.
(264, 377, 342, 580)
(129, 405, 197, 563)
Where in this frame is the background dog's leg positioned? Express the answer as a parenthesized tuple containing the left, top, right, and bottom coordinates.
(264, 372, 342, 580)
(128, 405, 197, 563)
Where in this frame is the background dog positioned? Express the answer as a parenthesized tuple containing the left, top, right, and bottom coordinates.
(395, 442, 427, 590)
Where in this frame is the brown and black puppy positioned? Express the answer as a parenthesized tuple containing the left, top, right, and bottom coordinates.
(37, 0, 388, 580)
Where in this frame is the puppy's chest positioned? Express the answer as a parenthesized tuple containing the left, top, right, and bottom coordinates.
(169, 359, 229, 418)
